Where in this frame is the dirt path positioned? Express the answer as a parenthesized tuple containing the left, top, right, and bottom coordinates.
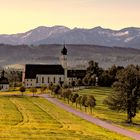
(40, 94, 140, 140)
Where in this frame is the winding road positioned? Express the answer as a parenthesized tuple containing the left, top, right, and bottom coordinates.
(40, 94, 140, 140)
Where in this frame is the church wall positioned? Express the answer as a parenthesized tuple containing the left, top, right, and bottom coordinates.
(36, 74, 64, 87)
(67, 77, 77, 85)
(24, 74, 65, 88)
(24, 79, 36, 88)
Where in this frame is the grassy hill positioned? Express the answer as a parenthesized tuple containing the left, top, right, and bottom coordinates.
(0, 44, 140, 68)
(0, 95, 130, 140)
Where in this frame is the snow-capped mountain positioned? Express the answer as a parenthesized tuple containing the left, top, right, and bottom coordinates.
(0, 26, 140, 48)
(0, 26, 70, 45)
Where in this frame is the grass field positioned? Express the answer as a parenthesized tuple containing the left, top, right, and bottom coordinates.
(2, 88, 46, 95)
(0, 95, 131, 140)
(73, 87, 140, 133)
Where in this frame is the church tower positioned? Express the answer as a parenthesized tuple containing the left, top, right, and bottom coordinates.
(60, 44, 68, 83)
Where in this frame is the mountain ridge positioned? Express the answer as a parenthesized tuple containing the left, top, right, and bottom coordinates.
(0, 26, 140, 48)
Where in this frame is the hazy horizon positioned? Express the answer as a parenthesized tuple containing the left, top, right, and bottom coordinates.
(0, 0, 140, 34)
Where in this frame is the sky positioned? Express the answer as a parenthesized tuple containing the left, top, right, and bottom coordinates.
(0, 0, 140, 34)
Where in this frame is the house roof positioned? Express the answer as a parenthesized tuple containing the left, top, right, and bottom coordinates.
(67, 70, 86, 78)
(25, 64, 64, 79)
(0, 70, 9, 84)
(0, 77, 9, 84)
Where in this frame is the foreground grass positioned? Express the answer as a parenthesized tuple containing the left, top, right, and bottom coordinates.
(73, 87, 140, 134)
(0, 95, 130, 140)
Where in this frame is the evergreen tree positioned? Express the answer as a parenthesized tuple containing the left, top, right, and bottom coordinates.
(104, 65, 140, 123)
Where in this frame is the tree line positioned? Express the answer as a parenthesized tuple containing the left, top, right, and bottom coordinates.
(83, 61, 140, 123)
(80, 60, 124, 87)
(48, 84, 96, 114)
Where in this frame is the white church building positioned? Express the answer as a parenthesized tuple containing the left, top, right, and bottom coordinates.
(22, 45, 86, 88)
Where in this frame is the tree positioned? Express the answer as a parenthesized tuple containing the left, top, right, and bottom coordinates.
(53, 85, 61, 98)
(71, 93, 79, 105)
(30, 87, 37, 97)
(62, 83, 69, 89)
(83, 60, 101, 86)
(19, 86, 26, 96)
(81, 95, 88, 112)
(82, 75, 89, 86)
(104, 65, 140, 123)
(64, 89, 72, 104)
(5, 69, 22, 89)
(48, 82, 54, 94)
(76, 78, 82, 86)
(76, 95, 82, 109)
(86, 60, 99, 76)
(98, 65, 124, 87)
(86, 95, 96, 114)
(71, 81, 75, 90)
(98, 71, 112, 87)
(40, 85, 47, 94)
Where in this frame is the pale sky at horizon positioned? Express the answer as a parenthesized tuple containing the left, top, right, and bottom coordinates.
(0, 0, 140, 34)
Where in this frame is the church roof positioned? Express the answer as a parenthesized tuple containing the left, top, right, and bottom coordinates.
(25, 64, 64, 79)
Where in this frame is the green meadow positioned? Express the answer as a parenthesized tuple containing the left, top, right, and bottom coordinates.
(0, 95, 130, 140)
(73, 87, 140, 133)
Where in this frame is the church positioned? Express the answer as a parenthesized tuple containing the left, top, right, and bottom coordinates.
(22, 45, 86, 88)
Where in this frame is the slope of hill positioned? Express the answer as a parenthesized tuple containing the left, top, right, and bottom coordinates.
(0, 26, 140, 48)
(0, 44, 140, 68)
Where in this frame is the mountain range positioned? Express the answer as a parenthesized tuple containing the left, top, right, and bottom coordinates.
(0, 26, 140, 48)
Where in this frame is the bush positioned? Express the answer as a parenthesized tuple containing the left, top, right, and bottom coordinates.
(19, 86, 26, 96)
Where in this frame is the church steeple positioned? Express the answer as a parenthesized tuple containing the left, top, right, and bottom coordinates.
(60, 44, 68, 69)
(60, 44, 68, 83)
(61, 44, 67, 55)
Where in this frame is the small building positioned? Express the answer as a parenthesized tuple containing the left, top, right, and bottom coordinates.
(0, 71, 9, 91)
(22, 45, 86, 88)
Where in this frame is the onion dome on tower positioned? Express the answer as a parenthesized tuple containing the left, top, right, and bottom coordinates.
(61, 44, 67, 55)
